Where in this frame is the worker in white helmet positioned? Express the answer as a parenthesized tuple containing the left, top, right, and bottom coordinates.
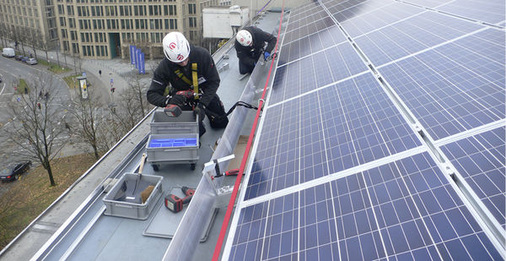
(147, 32, 228, 136)
(235, 26, 277, 74)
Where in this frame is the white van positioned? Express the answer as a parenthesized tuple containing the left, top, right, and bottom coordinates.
(2, 48, 15, 58)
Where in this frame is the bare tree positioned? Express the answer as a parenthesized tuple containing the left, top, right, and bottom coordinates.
(73, 52, 84, 75)
(2, 74, 69, 186)
(126, 73, 152, 116)
(113, 90, 144, 131)
(41, 34, 52, 63)
(69, 88, 108, 159)
(0, 23, 8, 47)
(99, 108, 130, 150)
(26, 28, 40, 59)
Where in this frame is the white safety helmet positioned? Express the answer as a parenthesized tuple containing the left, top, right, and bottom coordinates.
(163, 32, 190, 63)
(236, 30, 252, 47)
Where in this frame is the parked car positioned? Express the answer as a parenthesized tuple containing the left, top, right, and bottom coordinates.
(26, 58, 38, 65)
(2, 48, 15, 58)
(15, 55, 23, 61)
(0, 161, 32, 182)
(21, 56, 29, 63)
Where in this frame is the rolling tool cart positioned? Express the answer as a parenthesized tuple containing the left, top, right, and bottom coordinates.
(147, 109, 199, 171)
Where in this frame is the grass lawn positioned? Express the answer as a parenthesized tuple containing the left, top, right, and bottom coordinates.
(0, 153, 96, 250)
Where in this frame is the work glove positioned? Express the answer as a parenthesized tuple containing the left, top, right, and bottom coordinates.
(264, 52, 270, 61)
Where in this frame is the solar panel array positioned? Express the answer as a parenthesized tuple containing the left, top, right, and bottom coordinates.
(224, 0, 505, 260)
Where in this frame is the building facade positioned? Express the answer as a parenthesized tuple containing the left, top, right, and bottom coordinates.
(0, 0, 58, 52)
(0, 0, 226, 60)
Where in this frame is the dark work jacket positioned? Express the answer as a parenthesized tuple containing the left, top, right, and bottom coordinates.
(147, 45, 220, 107)
(235, 26, 277, 68)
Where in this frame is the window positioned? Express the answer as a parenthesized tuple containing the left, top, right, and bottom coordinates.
(165, 19, 177, 30)
(149, 19, 161, 29)
(188, 17, 196, 28)
(188, 3, 196, 14)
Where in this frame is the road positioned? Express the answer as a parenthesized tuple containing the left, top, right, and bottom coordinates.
(0, 56, 74, 196)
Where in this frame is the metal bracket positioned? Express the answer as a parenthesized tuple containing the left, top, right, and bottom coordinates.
(202, 154, 235, 196)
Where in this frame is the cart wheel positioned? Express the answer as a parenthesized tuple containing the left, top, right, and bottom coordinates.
(190, 163, 196, 170)
(153, 164, 159, 171)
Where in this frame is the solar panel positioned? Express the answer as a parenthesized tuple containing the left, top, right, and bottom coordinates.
(401, 0, 453, 8)
(378, 28, 505, 141)
(439, 127, 506, 229)
(353, 11, 484, 66)
(246, 72, 422, 199)
(437, 0, 506, 25)
(338, 2, 423, 38)
(272, 43, 369, 104)
(222, 0, 505, 259)
(283, 16, 337, 44)
(230, 153, 502, 260)
(278, 25, 347, 66)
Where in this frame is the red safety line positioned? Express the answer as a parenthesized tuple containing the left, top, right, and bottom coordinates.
(212, 2, 286, 260)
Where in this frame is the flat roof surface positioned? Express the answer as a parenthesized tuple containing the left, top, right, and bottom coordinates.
(0, 10, 284, 261)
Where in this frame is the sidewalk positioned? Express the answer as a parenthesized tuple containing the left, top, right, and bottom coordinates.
(40, 49, 155, 104)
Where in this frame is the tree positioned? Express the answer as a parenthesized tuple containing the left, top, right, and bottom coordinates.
(70, 88, 108, 159)
(110, 76, 152, 132)
(126, 72, 152, 116)
(2, 74, 70, 186)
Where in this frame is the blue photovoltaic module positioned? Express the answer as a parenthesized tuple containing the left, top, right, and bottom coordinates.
(224, 0, 505, 259)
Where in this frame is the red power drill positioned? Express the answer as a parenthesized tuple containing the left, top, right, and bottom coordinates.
(175, 90, 195, 99)
(164, 104, 182, 117)
(164, 186, 195, 213)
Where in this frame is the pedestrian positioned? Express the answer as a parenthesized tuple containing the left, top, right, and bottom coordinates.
(234, 26, 277, 75)
(147, 32, 228, 137)
(99, 70, 102, 77)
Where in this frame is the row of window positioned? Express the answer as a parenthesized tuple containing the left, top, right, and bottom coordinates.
(0, 0, 38, 5)
(2, 15, 37, 29)
(0, 5, 37, 17)
(80, 32, 107, 43)
(64, 29, 198, 58)
(73, 0, 178, 3)
(76, 18, 180, 30)
(74, 4, 180, 17)
(121, 32, 164, 43)
(81, 44, 108, 57)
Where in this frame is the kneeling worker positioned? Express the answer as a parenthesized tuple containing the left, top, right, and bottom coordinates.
(235, 26, 277, 75)
(147, 32, 227, 137)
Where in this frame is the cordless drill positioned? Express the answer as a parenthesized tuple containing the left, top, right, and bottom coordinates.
(164, 186, 196, 213)
(164, 104, 182, 117)
(175, 90, 195, 99)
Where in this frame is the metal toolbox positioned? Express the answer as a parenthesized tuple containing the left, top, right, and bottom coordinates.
(103, 173, 163, 220)
(146, 133, 199, 170)
(150, 109, 198, 135)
